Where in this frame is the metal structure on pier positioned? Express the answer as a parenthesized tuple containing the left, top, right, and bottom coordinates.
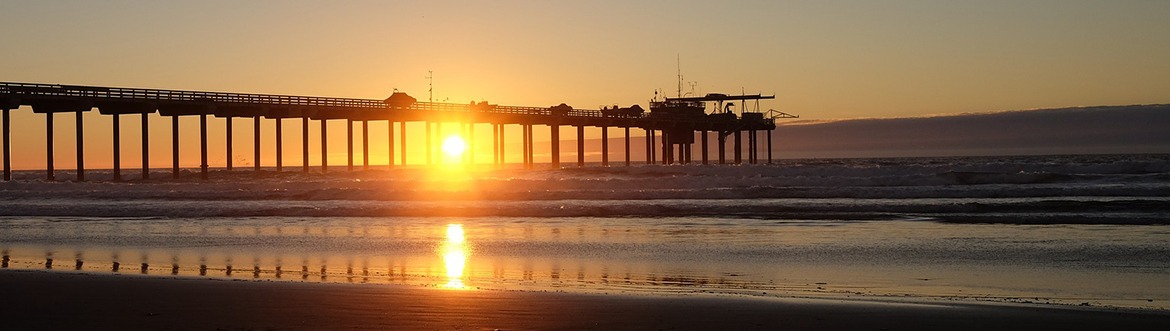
(1, 82, 795, 181)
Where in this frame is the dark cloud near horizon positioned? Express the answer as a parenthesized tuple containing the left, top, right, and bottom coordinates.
(774, 105, 1170, 158)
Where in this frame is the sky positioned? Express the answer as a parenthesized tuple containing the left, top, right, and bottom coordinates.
(2, 0, 1169, 169)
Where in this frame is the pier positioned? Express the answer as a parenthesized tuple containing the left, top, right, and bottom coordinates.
(1, 82, 792, 181)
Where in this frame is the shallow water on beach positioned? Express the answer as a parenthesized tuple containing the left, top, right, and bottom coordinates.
(2, 216, 1169, 310)
(2, 154, 1169, 310)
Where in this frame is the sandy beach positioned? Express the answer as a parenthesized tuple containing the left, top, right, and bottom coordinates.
(2, 270, 1168, 330)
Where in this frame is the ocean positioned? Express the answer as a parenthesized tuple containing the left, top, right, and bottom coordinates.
(2, 154, 1168, 310)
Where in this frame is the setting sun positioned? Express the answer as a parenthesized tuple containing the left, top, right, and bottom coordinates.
(440, 135, 468, 162)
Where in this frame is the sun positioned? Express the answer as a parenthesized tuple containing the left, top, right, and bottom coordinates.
(441, 135, 467, 160)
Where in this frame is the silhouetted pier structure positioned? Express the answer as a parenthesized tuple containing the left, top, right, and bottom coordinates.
(1, 82, 789, 181)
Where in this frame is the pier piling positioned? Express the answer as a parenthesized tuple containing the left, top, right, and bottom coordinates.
(75, 109, 84, 181)
(171, 116, 178, 178)
(624, 127, 630, 166)
(200, 114, 208, 180)
(301, 116, 309, 173)
(253, 116, 260, 172)
(361, 120, 368, 170)
(550, 125, 560, 167)
(320, 119, 328, 173)
(601, 126, 609, 166)
(2, 107, 9, 181)
(226, 116, 233, 170)
(276, 117, 283, 172)
(46, 111, 54, 180)
(112, 113, 121, 181)
(577, 125, 585, 167)
(141, 112, 149, 180)
(347, 119, 354, 171)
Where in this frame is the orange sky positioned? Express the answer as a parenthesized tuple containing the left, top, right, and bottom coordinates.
(3, 1, 1169, 169)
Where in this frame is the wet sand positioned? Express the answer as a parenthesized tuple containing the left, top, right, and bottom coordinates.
(2, 270, 1168, 330)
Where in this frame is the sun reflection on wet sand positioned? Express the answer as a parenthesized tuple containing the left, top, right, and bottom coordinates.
(442, 224, 468, 289)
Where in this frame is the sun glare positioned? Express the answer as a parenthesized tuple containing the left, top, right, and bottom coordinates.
(441, 135, 468, 161)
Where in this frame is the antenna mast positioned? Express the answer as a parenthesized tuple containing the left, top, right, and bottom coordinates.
(426, 70, 433, 103)
(676, 54, 682, 98)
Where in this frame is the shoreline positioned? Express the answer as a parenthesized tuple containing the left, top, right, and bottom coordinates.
(4, 270, 1169, 330)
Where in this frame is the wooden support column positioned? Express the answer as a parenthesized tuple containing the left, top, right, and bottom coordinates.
(276, 117, 283, 172)
(498, 124, 505, 166)
(171, 116, 179, 179)
(734, 131, 742, 164)
(320, 119, 328, 173)
(550, 125, 559, 167)
(661, 131, 670, 165)
(623, 127, 630, 166)
(718, 133, 726, 165)
(492, 124, 499, 165)
(468, 123, 474, 165)
(347, 119, 354, 171)
(3, 108, 11, 181)
(701, 131, 709, 164)
(200, 114, 208, 180)
(361, 120, 369, 170)
(302, 116, 309, 173)
(399, 122, 407, 166)
(767, 129, 773, 164)
(75, 109, 84, 182)
(141, 112, 149, 180)
(225, 116, 233, 170)
(526, 124, 534, 169)
(387, 121, 394, 169)
(425, 122, 432, 165)
(253, 116, 261, 172)
(644, 129, 651, 165)
(112, 113, 121, 181)
(46, 111, 54, 181)
(601, 126, 609, 166)
(577, 126, 585, 167)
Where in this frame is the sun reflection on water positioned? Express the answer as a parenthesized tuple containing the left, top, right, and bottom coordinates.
(441, 224, 468, 289)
